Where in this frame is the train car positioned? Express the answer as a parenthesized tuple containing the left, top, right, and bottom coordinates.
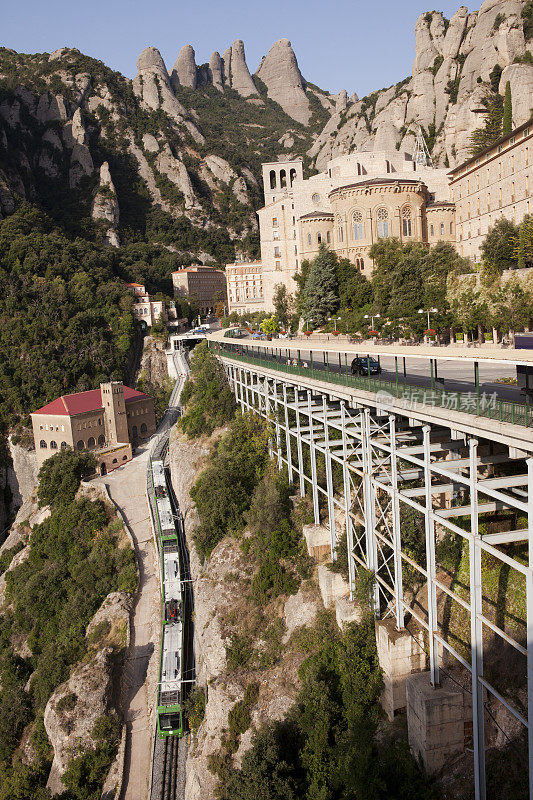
(156, 615, 183, 737)
(151, 457, 185, 738)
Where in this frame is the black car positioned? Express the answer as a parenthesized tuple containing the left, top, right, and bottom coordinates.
(351, 356, 382, 376)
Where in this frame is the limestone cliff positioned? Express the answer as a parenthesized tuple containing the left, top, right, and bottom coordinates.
(169, 427, 322, 800)
(91, 161, 120, 247)
(311, 0, 533, 169)
(255, 39, 311, 124)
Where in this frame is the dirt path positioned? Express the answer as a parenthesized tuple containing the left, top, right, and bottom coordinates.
(99, 447, 161, 800)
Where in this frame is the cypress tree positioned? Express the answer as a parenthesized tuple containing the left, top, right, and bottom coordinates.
(503, 80, 513, 135)
(301, 244, 339, 325)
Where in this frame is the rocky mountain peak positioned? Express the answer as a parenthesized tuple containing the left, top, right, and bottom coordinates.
(209, 51, 224, 91)
(136, 46, 168, 76)
(255, 38, 311, 124)
(171, 44, 197, 90)
(226, 39, 259, 98)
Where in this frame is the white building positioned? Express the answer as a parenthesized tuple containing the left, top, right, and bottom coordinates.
(256, 151, 453, 311)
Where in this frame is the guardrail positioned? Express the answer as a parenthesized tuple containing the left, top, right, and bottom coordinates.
(212, 342, 533, 429)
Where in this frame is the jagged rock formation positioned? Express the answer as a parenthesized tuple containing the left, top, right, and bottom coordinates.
(255, 38, 310, 124)
(1, 0, 529, 262)
(171, 44, 198, 90)
(311, 0, 533, 169)
(44, 592, 132, 795)
(208, 51, 224, 91)
(91, 161, 120, 247)
(222, 39, 260, 98)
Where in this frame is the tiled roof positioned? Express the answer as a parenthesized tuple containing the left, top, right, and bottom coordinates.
(33, 386, 150, 416)
(299, 211, 334, 220)
(125, 282, 144, 287)
(329, 177, 422, 195)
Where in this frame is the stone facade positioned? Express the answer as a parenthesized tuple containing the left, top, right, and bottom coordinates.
(226, 261, 264, 315)
(125, 282, 166, 328)
(171, 266, 227, 314)
(256, 150, 453, 312)
(449, 118, 533, 261)
(31, 382, 156, 472)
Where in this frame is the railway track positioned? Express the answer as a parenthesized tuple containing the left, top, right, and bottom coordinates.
(160, 735, 179, 800)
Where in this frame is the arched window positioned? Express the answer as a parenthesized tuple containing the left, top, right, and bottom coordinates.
(280, 169, 287, 188)
(132, 425, 138, 439)
(122, 455, 128, 461)
(140, 423, 147, 434)
(61, 441, 68, 449)
(98, 434, 105, 445)
(269, 170, 276, 190)
(377, 208, 389, 238)
(402, 206, 412, 236)
(289, 168, 297, 186)
(440, 223, 445, 236)
(40, 440, 47, 449)
(359, 258, 364, 271)
(307, 233, 312, 246)
(353, 211, 364, 240)
(112, 458, 118, 464)
(77, 440, 84, 450)
(326, 231, 331, 244)
(317, 233, 322, 244)
(87, 437, 95, 448)
(50, 440, 58, 450)
(357, 163, 361, 176)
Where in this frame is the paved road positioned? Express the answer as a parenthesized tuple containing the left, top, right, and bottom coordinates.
(99, 447, 161, 800)
(242, 345, 525, 404)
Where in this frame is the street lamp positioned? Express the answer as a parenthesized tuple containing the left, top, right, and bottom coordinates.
(418, 307, 438, 330)
(364, 313, 380, 332)
(328, 316, 342, 332)
(306, 318, 314, 331)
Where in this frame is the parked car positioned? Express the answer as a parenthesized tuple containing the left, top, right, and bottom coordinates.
(351, 356, 382, 376)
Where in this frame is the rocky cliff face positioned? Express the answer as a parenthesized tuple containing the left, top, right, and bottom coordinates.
(255, 39, 311, 124)
(311, 0, 533, 169)
(169, 426, 323, 800)
(0, 0, 529, 261)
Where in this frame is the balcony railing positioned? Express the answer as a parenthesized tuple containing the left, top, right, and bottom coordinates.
(212, 341, 533, 429)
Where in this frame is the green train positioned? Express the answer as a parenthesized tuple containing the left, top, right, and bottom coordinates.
(150, 458, 184, 738)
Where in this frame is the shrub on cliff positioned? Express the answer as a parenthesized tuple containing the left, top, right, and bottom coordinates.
(180, 341, 236, 438)
(220, 618, 432, 800)
(37, 448, 96, 508)
(190, 412, 269, 559)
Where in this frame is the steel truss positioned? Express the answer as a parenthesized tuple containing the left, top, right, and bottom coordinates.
(223, 357, 533, 800)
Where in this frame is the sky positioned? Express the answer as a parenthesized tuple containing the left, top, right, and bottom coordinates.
(3, 0, 465, 98)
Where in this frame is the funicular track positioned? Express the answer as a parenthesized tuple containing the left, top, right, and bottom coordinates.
(148, 348, 192, 800)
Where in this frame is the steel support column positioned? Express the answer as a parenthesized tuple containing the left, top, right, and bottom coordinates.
(423, 425, 440, 686)
(469, 437, 486, 800)
(362, 409, 380, 616)
(341, 402, 356, 600)
(323, 396, 337, 560)
(389, 414, 405, 630)
(308, 390, 320, 524)
(295, 390, 305, 498)
(283, 384, 293, 485)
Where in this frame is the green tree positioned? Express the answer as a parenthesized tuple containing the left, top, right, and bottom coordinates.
(300, 246, 339, 325)
(260, 315, 279, 336)
(180, 341, 236, 438)
(503, 80, 513, 135)
(493, 277, 532, 335)
(334, 258, 373, 310)
(469, 92, 504, 156)
(37, 449, 96, 508)
(516, 215, 533, 268)
(368, 238, 404, 314)
(480, 217, 519, 273)
(272, 284, 295, 330)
